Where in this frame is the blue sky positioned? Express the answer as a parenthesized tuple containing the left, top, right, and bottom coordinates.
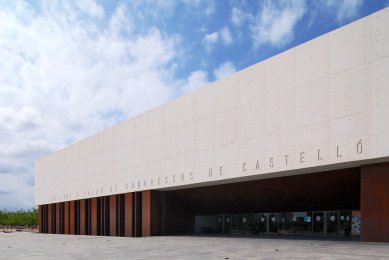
(0, 0, 387, 210)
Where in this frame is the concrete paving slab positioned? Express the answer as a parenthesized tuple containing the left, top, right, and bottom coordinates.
(0, 233, 388, 260)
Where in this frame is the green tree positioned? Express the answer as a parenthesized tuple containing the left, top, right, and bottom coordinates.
(0, 208, 38, 228)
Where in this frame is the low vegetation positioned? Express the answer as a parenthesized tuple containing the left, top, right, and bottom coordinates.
(0, 208, 38, 231)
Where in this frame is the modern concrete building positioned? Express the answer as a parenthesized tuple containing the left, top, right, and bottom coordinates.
(36, 8, 389, 242)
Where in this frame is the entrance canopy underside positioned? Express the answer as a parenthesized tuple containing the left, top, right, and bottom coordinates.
(165, 168, 360, 216)
(163, 168, 360, 235)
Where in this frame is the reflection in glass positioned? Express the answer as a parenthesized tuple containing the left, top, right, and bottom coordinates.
(312, 212, 324, 234)
(224, 215, 231, 233)
(269, 213, 278, 234)
(326, 211, 338, 235)
(195, 215, 223, 234)
(257, 213, 267, 234)
(195, 210, 354, 237)
(289, 212, 311, 235)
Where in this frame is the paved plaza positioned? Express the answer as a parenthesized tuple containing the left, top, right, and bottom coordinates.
(0, 232, 388, 259)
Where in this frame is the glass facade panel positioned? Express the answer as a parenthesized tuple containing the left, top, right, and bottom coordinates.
(195, 215, 222, 234)
(257, 213, 267, 234)
(312, 211, 324, 235)
(223, 215, 231, 233)
(269, 213, 278, 234)
(231, 215, 240, 234)
(195, 210, 354, 237)
(289, 212, 311, 235)
(278, 212, 288, 235)
(326, 211, 338, 235)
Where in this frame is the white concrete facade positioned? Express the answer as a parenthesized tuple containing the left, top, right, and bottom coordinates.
(36, 8, 389, 206)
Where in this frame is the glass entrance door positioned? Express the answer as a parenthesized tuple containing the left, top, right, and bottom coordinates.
(278, 213, 288, 235)
(326, 211, 338, 235)
(290, 212, 311, 235)
(257, 213, 267, 234)
(312, 212, 324, 235)
(215, 215, 223, 233)
(223, 215, 231, 234)
(269, 213, 278, 234)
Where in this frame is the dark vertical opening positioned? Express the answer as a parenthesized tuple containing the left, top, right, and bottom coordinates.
(78, 200, 81, 235)
(58, 204, 61, 234)
(97, 197, 102, 236)
(119, 194, 125, 236)
(52, 204, 56, 234)
(102, 197, 104, 236)
(104, 196, 110, 236)
(42, 205, 45, 233)
(44, 205, 45, 233)
(60, 202, 64, 234)
(68, 202, 70, 234)
(41, 206, 44, 233)
(41, 205, 44, 233)
(161, 191, 166, 235)
(45, 205, 48, 233)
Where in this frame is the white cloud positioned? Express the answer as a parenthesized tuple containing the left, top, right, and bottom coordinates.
(74, 0, 105, 18)
(109, 4, 132, 35)
(214, 61, 236, 80)
(250, 0, 306, 48)
(131, 0, 176, 20)
(205, 1, 215, 16)
(181, 70, 210, 93)
(324, 0, 364, 23)
(204, 27, 233, 50)
(0, 1, 187, 210)
(203, 31, 219, 52)
(220, 27, 232, 46)
(204, 31, 219, 44)
(231, 6, 245, 27)
(0, 173, 34, 209)
(182, 0, 215, 16)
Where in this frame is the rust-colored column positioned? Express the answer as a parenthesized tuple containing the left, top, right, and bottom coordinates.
(44, 205, 47, 233)
(110, 195, 116, 236)
(69, 201, 75, 235)
(361, 163, 389, 242)
(124, 193, 133, 237)
(38, 205, 43, 233)
(91, 198, 97, 236)
(48, 204, 52, 234)
(142, 191, 161, 237)
(64, 202, 69, 234)
(142, 191, 151, 237)
(56, 203, 60, 234)
(80, 200, 86, 235)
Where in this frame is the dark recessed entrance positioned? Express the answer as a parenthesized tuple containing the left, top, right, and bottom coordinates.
(164, 168, 361, 237)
